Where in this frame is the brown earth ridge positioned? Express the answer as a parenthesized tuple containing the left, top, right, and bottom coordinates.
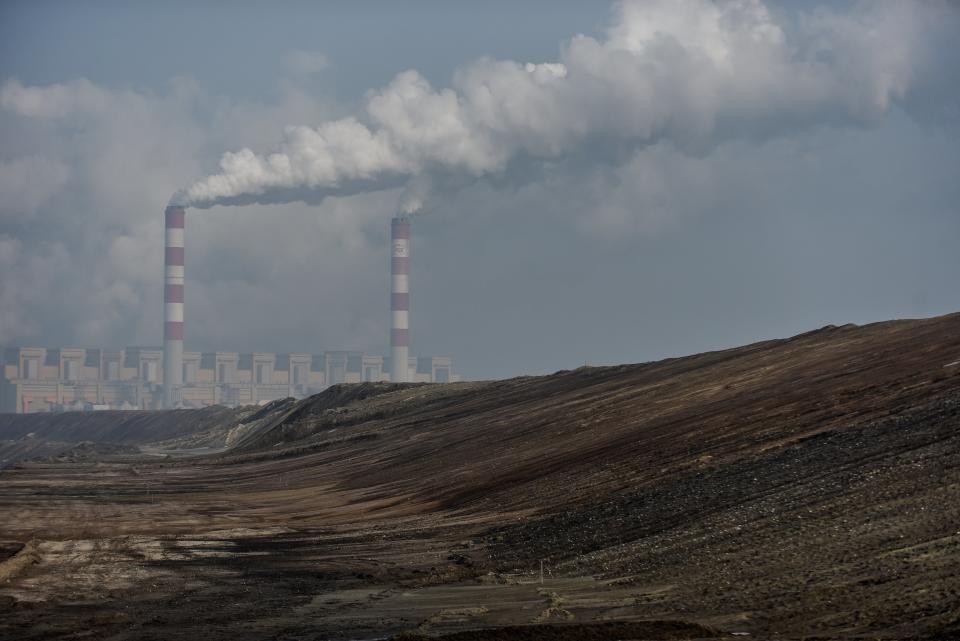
(1, 313, 959, 640)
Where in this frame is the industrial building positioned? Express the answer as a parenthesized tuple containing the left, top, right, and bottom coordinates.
(0, 346, 457, 413)
(0, 208, 444, 414)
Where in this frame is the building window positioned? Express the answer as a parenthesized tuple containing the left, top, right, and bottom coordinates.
(24, 358, 39, 379)
(64, 360, 78, 381)
(256, 363, 271, 384)
(107, 361, 119, 380)
(435, 367, 450, 383)
(218, 363, 229, 383)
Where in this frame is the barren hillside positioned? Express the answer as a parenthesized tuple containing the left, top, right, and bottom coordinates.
(1, 313, 959, 640)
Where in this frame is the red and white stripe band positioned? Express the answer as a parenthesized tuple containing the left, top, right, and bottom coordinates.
(164, 321, 184, 340)
(391, 257, 410, 275)
(164, 284, 184, 303)
(165, 247, 185, 266)
(391, 292, 409, 310)
(165, 207, 185, 228)
(391, 219, 410, 239)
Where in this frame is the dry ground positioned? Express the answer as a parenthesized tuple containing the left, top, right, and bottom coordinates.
(1, 314, 959, 640)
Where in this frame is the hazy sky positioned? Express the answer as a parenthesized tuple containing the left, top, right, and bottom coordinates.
(1, 0, 958, 379)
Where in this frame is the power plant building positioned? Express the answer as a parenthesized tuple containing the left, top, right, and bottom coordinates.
(0, 346, 457, 414)
(0, 208, 456, 413)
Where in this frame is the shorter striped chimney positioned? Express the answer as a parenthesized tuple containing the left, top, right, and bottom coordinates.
(163, 205, 185, 407)
(390, 217, 410, 382)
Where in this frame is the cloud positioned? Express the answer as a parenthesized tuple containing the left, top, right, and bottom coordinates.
(283, 50, 332, 76)
(0, 234, 71, 344)
(0, 156, 71, 220)
(0, 77, 111, 120)
(182, 0, 957, 210)
(0, 71, 353, 348)
(0, 0, 956, 370)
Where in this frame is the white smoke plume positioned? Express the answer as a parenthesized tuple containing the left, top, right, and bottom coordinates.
(180, 0, 955, 210)
(398, 175, 434, 215)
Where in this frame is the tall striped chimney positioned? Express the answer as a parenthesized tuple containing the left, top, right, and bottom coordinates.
(390, 216, 410, 383)
(163, 205, 186, 407)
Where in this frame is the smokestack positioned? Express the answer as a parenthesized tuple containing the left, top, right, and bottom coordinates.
(390, 216, 410, 383)
(163, 205, 185, 407)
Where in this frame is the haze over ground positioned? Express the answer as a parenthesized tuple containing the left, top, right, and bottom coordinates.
(1, 0, 958, 379)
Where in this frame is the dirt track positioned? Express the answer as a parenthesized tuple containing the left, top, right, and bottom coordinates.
(1, 314, 959, 640)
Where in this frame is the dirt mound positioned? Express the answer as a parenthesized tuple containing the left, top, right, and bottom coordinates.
(230, 381, 443, 452)
(0, 312, 959, 640)
(0, 405, 238, 446)
(0, 405, 244, 466)
(296, 381, 428, 415)
(39, 441, 141, 463)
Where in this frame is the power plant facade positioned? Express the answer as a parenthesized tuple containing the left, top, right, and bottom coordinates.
(1, 346, 458, 413)
(0, 209, 459, 413)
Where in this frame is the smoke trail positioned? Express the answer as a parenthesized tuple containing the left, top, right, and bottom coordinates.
(179, 0, 955, 210)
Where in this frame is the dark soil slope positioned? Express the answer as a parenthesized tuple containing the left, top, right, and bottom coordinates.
(0, 405, 238, 445)
(0, 313, 958, 641)
(0, 406, 246, 467)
